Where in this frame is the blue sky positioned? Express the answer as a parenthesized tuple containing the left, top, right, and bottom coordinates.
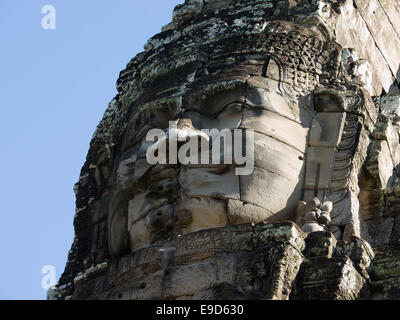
(0, 0, 184, 300)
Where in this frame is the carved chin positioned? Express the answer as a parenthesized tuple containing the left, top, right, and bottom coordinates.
(128, 196, 229, 252)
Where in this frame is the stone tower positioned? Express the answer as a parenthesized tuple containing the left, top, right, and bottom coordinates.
(50, 0, 400, 300)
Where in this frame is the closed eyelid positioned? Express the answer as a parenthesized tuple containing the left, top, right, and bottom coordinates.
(212, 101, 244, 118)
(122, 123, 157, 153)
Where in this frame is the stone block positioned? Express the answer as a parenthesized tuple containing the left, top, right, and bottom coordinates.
(239, 166, 303, 218)
(291, 256, 367, 300)
(172, 0, 204, 28)
(129, 216, 151, 252)
(362, 216, 394, 248)
(253, 222, 305, 251)
(370, 249, 400, 300)
(354, 0, 400, 81)
(359, 188, 385, 221)
(373, 115, 400, 167)
(241, 107, 309, 153)
(384, 180, 400, 218)
(390, 215, 400, 245)
(179, 166, 240, 200)
(366, 139, 395, 189)
(227, 199, 273, 224)
(251, 131, 306, 182)
(165, 260, 221, 298)
(380, 94, 400, 121)
(378, 1, 400, 38)
(336, 236, 374, 278)
(384, 204, 400, 218)
(128, 178, 178, 226)
(304, 231, 337, 259)
(175, 197, 229, 235)
(245, 77, 314, 126)
(371, 250, 400, 282)
(334, 0, 394, 94)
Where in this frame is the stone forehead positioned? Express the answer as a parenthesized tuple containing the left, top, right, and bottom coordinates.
(120, 25, 336, 104)
(117, 1, 338, 99)
(94, 0, 341, 158)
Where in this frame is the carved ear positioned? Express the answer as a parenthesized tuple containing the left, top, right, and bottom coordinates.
(108, 212, 129, 257)
(108, 191, 131, 257)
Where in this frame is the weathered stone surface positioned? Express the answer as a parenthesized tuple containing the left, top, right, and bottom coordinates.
(389, 215, 400, 246)
(304, 146, 336, 190)
(353, 0, 400, 81)
(250, 132, 306, 186)
(179, 166, 240, 200)
(379, 94, 400, 122)
(336, 236, 374, 279)
(291, 234, 372, 300)
(359, 188, 385, 221)
(362, 216, 395, 248)
(227, 199, 272, 224)
(241, 107, 309, 153)
(292, 256, 367, 300)
(374, 115, 400, 168)
(365, 139, 396, 189)
(303, 231, 337, 259)
(239, 165, 303, 220)
(379, 0, 400, 39)
(370, 247, 400, 300)
(385, 180, 400, 211)
(65, 222, 307, 300)
(54, 0, 400, 301)
(309, 113, 345, 148)
(334, 0, 395, 95)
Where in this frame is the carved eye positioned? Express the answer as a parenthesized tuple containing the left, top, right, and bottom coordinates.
(130, 124, 153, 146)
(122, 101, 178, 151)
(215, 102, 243, 118)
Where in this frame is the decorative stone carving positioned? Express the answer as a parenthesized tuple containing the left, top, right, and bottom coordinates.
(111, 19, 341, 255)
(53, 0, 400, 301)
(297, 198, 332, 233)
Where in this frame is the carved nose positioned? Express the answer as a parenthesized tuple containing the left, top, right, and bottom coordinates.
(176, 118, 193, 129)
(167, 118, 210, 164)
(171, 118, 209, 145)
(145, 118, 210, 166)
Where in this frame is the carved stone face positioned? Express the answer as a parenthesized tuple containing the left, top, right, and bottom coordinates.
(56, 1, 400, 301)
(109, 54, 314, 253)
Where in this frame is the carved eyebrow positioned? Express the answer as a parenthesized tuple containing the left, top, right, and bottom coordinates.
(130, 124, 154, 147)
(241, 100, 303, 126)
(122, 121, 161, 155)
(212, 101, 244, 118)
(123, 99, 180, 150)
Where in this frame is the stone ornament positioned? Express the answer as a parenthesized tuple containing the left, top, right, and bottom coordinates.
(297, 198, 333, 233)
